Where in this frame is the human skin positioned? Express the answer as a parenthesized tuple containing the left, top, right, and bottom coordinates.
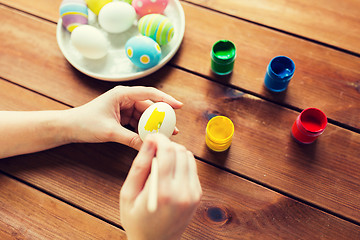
(120, 133, 202, 240)
(0, 86, 183, 159)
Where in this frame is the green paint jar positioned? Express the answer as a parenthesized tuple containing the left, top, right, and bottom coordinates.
(211, 40, 236, 75)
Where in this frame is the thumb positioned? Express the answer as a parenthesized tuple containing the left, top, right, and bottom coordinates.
(121, 137, 156, 201)
(112, 126, 143, 150)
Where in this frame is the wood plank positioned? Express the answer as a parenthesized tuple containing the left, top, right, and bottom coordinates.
(4, 0, 360, 54)
(0, 71, 360, 239)
(0, 1, 360, 237)
(174, 3, 360, 130)
(0, 0, 59, 23)
(2, 144, 360, 239)
(183, 0, 360, 54)
(0, 2, 359, 130)
(0, 173, 126, 239)
(0, 2, 360, 223)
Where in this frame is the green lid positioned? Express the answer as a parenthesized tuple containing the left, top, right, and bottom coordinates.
(211, 40, 236, 75)
(211, 40, 236, 64)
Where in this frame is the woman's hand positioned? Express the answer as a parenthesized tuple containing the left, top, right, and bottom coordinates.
(67, 86, 183, 150)
(120, 134, 202, 240)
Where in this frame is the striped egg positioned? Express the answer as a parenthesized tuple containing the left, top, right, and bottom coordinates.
(138, 14, 174, 45)
(60, 0, 88, 32)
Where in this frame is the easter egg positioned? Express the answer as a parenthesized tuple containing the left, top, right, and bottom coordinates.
(138, 14, 174, 45)
(98, 2, 136, 33)
(125, 36, 161, 69)
(85, 0, 112, 15)
(60, 0, 88, 32)
(138, 102, 176, 141)
(132, 0, 168, 16)
(71, 25, 109, 59)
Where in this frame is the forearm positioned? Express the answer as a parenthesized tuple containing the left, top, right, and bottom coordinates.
(0, 110, 74, 159)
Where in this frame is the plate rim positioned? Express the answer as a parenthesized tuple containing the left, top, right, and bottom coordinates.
(56, 0, 185, 82)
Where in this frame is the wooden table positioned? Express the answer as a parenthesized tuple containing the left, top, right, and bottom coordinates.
(1, 0, 359, 239)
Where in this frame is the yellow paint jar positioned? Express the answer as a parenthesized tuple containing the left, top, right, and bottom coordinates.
(206, 116, 234, 152)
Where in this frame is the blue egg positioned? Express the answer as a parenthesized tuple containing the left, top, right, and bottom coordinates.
(125, 36, 162, 69)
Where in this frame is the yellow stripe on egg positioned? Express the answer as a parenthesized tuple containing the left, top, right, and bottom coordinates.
(167, 27, 174, 43)
(61, 11, 88, 18)
(156, 20, 166, 45)
(155, 44, 161, 53)
(145, 15, 157, 37)
(67, 23, 80, 32)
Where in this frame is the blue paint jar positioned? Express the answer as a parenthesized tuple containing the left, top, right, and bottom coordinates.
(264, 56, 295, 92)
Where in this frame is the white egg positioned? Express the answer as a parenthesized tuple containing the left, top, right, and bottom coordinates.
(70, 25, 108, 59)
(138, 102, 176, 141)
(98, 2, 136, 34)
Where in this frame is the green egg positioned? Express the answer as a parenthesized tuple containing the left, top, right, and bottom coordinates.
(138, 14, 174, 45)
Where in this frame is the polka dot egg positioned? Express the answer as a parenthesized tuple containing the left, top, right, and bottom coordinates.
(125, 36, 162, 69)
(138, 14, 174, 45)
(60, 0, 88, 32)
(132, 0, 169, 16)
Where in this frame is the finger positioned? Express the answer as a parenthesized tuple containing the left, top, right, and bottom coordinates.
(133, 100, 153, 121)
(111, 126, 143, 150)
(129, 118, 139, 131)
(120, 107, 135, 126)
(134, 100, 154, 114)
(187, 151, 202, 198)
(172, 126, 179, 135)
(121, 138, 156, 201)
(147, 157, 159, 212)
(174, 145, 189, 181)
(119, 86, 183, 109)
(154, 134, 176, 180)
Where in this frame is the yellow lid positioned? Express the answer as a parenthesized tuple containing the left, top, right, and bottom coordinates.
(206, 116, 234, 151)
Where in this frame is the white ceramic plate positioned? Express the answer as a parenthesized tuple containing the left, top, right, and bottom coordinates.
(56, 0, 185, 82)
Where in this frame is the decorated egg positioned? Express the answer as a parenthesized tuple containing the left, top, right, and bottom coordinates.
(125, 36, 161, 69)
(138, 102, 176, 141)
(132, 0, 168, 16)
(71, 25, 109, 59)
(99, 2, 136, 33)
(138, 14, 174, 45)
(60, 0, 88, 32)
(85, 0, 112, 15)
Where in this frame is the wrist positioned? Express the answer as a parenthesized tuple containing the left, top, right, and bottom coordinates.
(56, 108, 81, 144)
(40, 109, 76, 146)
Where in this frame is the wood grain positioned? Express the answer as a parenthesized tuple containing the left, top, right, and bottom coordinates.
(1, 2, 359, 130)
(174, 3, 360, 130)
(0, 3, 359, 223)
(0, 173, 126, 239)
(4, 0, 360, 54)
(2, 142, 360, 239)
(0, 71, 360, 239)
(182, 0, 360, 54)
(0, 1, 360, 239)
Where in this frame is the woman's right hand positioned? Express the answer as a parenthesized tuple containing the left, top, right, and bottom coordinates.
(120, 133, 202, 240)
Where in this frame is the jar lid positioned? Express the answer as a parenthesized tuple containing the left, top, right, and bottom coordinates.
(206, 116, 234, 145)
(211, 40, 236, 64)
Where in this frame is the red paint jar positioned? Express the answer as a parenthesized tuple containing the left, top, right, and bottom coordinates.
(291, 108, 327, 144)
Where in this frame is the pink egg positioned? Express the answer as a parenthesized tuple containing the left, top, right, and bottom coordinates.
(132, 0, 169, 16)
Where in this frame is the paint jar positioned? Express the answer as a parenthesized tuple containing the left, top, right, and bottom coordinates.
(264, 56, 295, 92)
(291, 108, 327, 144)
(206, 116, 234, 152)
(211, 40, 236, 75)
